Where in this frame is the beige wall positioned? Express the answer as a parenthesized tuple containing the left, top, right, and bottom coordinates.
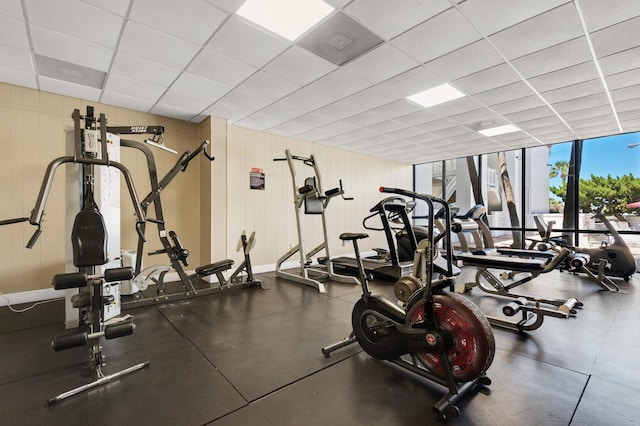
(0, 82, 412, 296)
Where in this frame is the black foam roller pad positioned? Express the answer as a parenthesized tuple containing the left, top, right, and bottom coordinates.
(104, 322, 135, 339)
(104, 267, 134, 282)
(52, 332, 88, 351)
(51, 272, 88, 289)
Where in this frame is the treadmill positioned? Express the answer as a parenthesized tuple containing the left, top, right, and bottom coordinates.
(331, 196, 418, 281)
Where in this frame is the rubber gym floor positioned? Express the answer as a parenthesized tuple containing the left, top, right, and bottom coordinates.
(1, 266, 638, 425)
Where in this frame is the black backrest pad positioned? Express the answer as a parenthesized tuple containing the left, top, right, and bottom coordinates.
(72, 207, 108, 267)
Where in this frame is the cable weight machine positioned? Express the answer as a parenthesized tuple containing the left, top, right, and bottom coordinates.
(273, 149, 358, 293)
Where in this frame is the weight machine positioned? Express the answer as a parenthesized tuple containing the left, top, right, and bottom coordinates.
(273, 149, 357, 293)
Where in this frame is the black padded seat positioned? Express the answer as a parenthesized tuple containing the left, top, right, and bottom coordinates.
(196, 259, 234, 277)
(496, 248, 555, 258)
(455, 253, 548, 271)
(339, 232, 369, 241)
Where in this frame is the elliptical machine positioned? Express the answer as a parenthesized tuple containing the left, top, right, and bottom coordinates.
(323, 187, 494, 422)
(534, 205, 636, 281)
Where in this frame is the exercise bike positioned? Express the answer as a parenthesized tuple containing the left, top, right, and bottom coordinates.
(534, 205, 636, 281)
(323, 187, 494, 422)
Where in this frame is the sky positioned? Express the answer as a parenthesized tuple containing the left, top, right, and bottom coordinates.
(549, 131, 640, 180)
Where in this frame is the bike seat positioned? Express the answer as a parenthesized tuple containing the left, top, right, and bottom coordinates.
(339, 232, 369, 241)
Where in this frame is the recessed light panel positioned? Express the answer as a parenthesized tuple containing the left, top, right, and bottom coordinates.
(478, 124, 521, 137)
(407, 83, 465, 108)
(237, 0, 334, 41)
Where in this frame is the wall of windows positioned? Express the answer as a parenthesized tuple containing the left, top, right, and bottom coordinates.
(414, 134, 640, 269)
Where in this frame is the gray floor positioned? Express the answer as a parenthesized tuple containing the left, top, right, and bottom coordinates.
(0, 266, 638, 425)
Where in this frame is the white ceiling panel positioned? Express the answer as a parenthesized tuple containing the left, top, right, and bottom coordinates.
(610, 84, 640, 103)
(426, 40, 504, 82)
(551, 92, 610, 114)
(474, 81, 535, 106)
(505, 106, 556, 123)
(590, 15, 640, 58)
(432, 126, 475, 139)
(187, 49, 257, 86)
(30, 26, 113, 71)
(0, 45, 32, 73)
(129, 0, 227, 45)
(119, 22, 200, 70)
(394, 109, 441, 127)
(237, 71, 300, 101)
(367, 119, 407, 134)
(0, 0, 23, 19)
(110, 53, 181, 87)
(540, 79, 604, 104)
(290, 112, 336, 129)
(428, 97, 485, 117)
(391, 8, 481, 63)
(578, 0, 640, 32)
(449, 107, 507, 128)
(25, 0, 123, 48)
(280, 87, 335, 111)
(314, 100, 364, 120)
(488, 3, 584, 60)
(203, 0, 244, 13)
(0, 66, 36, 89)
(307, 69, 371, 100)
(159, 89, 215, 112)
(342, 111, 387, 127)
(104, 74, 165, 101)
(376, 66, 444, 99)
(204, 100, 253, 122)
(561, 104, 612, 121)
(171, 73, 231, 103)
(0, 15, 29, 52)
(566, 114, 618, 129)
(358, 133, 395, 145)
(101, 91, 156, 112)
(258, 101, 304, 121)
(345, 0, 450, 40)
(452, 63, 520, 95)
(150, 103, 199, 121)
(370, 100, 422, 120)
(39, 76, 101, 101)
(605, 68, 640, 90)
(235, 112, 287, 131)
(491, 95, 547, 116)
(598, 47, 640, 76)
(510, 37, 592, 79)
(80, 0, 130, 16)
(342, 86, 398, 110)
(263, 46, 337, 86)
(343, 43, 418, 85)
(517, 115, 565, 130)
(218, 88, 273, 112)
(386, 126, 424, 140)
(207, 17, 289, 68)
(458, 0, 571, 36)
(268, 121, 312, 137)
(527, 61, 599, 93)
(416, 118, 460, 133)
(341, 127, 377, 140)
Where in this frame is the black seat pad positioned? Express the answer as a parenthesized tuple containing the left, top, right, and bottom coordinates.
(455, 253, 548, 271)
(196, 259, 234, 276)
(339, 232, 369, 241)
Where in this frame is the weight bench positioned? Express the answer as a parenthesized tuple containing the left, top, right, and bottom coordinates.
(455, 248, 582, 332)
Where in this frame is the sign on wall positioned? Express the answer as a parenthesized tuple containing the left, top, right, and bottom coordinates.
(250, 167, 265, 190)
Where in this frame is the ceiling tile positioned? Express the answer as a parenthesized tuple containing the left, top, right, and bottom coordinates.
(605, 67, 640, 90)
(30, 25, 113, 71)
(343, 43, 419, 84)
(119, 21, 200, 70)
(510, 37, 592, 79)
(415, 118, 459, 132)
(187, 49, 257, 86)
(426, 40, 504, 81)
(0, 66, 36, 88)
(296, 126, 342, 142)
(110, 52, 181, 87)
(25, 0, 123, 48)
(473, 81, 535, 105)
(391, 8, 481, 63)
(263, 46, 337, 86)
(491, 95, 547, 116)
(39, 75, 101, 101)
(488, 3, 583, 60)
(342, 86, 398, 110)
(159, 89, 214, 112)
(377, 66, 443, 99)
(450, 108, 507, 128)
(394, 109, 441, 126)
(258, 101, 304, 121)
(578, 0, 640, 32)
(452, 63, 519, 95)
(386, 126, 424, 140)
(268, 121, 312, 137)
(517, 115, 565, 130)
(0, 16, 28, 50)
(341, 127, 377, 140)
(101, 91, 156, 112)
(129, 0, 227, 45)
(307, 69, 371, 99)
(432, 126, 475, 139)
(539, 79, 604, 104)
(610, 84, 640, 103)
(370, 100, 422, 119)
(598, 47, 640, 76)
(318, 134, 356, 147)
(80, 0, 130, 15)
(314, 100, 364, 120)
(561, 104, 612, 121)
(207, 16, 289, 68)
(528, 123, 574, 136)
(0, 45, 32, 73)
(428, 96, 484, 117)
(204, 100, 252, 122)
(237, 70, 300, 101)
(367, 119, 407, 134)
(360, 134, 395, 145)
(290, 112, 335, 128)
(527, 61, 599, 93)
(171, 72, 231, 103)
(104, 74, 165, 101)
(590, 15, 640, 58)
(458, 0, 570, 36)
(280, 87, 335, 111)
(505, 105, 556, 123)
(341, 111, 387, 127)
(217, 88, 273, 112)
(566, 114, 617, 129)
(345, 0, 451, 40)
(236, 112, 286, 131)
(0, 0, 24, 19)
(202, 0, 244, 13)
(150, 103, 198, 121)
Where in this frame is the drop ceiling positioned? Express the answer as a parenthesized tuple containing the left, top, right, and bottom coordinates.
(2, 0, 640, 163)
